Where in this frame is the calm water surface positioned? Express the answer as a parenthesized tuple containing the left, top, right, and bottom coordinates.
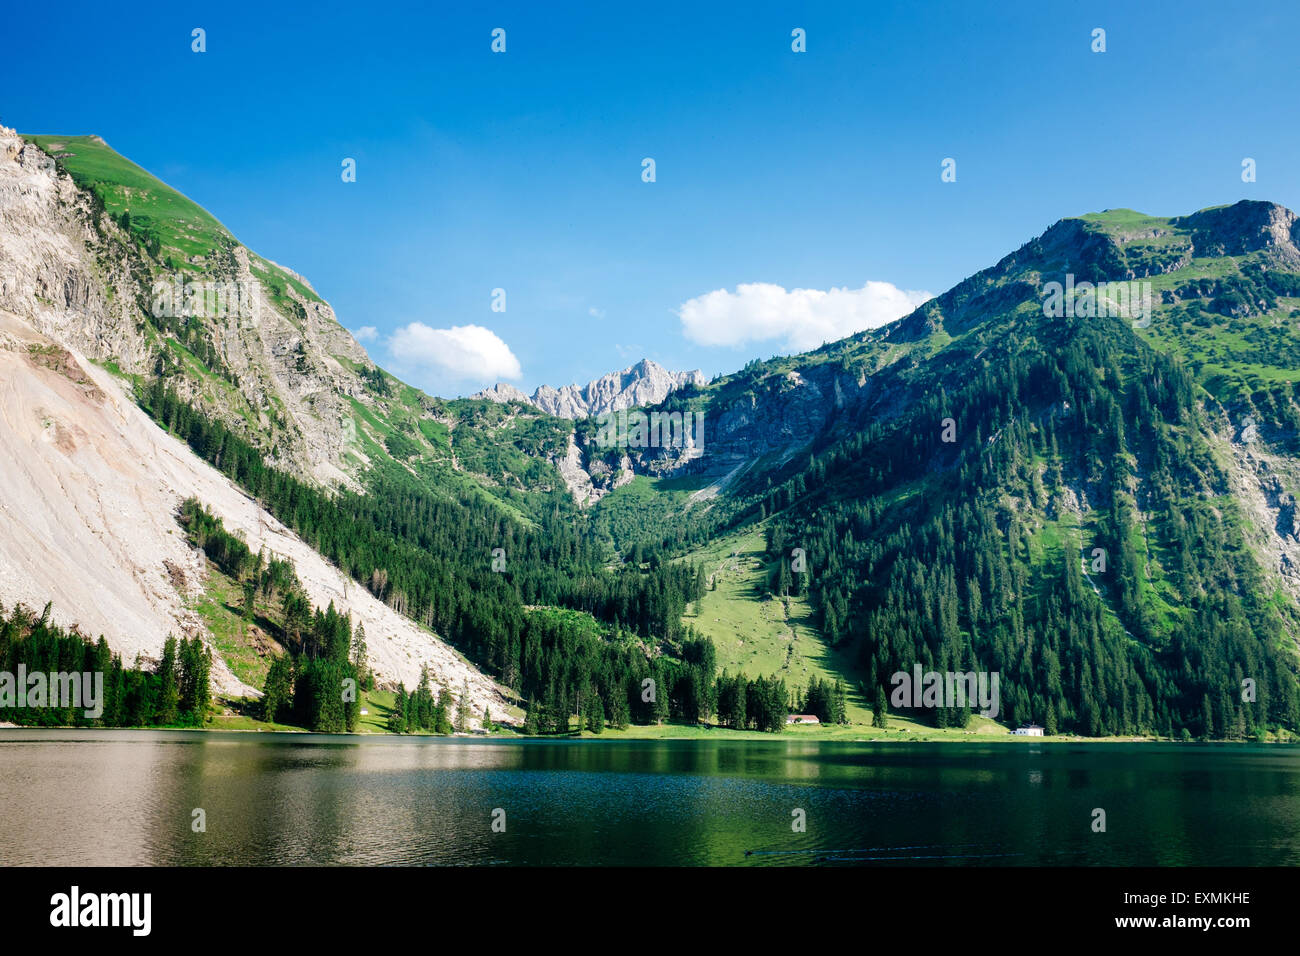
(1, 730, 1297, 866)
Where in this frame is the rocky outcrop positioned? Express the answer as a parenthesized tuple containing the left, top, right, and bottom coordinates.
(553, 358, 870, 505)
(475, 358, 706, 418)
(0, 134, 153, 372)
(473, 382, 531, 406)
(0, 125, 379, 489)
(0, 126, 514, 721)
(1173, 201, 1300, 267)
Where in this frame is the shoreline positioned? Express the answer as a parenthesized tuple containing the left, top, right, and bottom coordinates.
(0, 722, 1294, 745)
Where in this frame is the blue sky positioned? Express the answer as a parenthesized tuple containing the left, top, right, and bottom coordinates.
(5, 0, 1299, 397)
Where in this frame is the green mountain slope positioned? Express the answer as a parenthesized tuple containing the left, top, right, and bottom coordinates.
(25, 133, 586, 524)
(11, 127, 1300, 737)
(27, 134, 232, 260)
(640, 201, 1300, 736)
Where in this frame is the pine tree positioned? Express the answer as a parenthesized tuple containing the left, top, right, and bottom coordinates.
(436, 686, 454, 734)
(388, 684, 408, 733)
(157, 636, 180, 725)
(351, 622, 371, 691)
(585, 694, 604, 733)
(872, 685, 889, 729)
(832, 679, 848, 725)
(523, 696, 540, 735)
(608, 690, 630, 730)
(455, 680, 471, 733)
(261, 654, 294, 724)
(178, 637, 211, 722)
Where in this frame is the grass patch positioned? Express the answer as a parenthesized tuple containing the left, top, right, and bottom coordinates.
(28, 134, 231, 260)
(189, 558, 285, 690)
(680, 527, 876, 725)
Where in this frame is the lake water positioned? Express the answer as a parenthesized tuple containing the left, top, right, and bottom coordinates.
(1, 731, 1298, 866)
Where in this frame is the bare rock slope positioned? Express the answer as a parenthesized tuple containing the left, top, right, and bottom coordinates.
(476, 358, 706, 418)
(0, 310, 512, 721)
(0, 124, 374, 489)
(0, 125, 513, 723)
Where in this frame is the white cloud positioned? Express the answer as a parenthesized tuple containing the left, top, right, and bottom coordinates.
(387, 322, 522, 382)
(350, 325, 378, 342)
(676, 280, 933, 352)
(588, 307, 606, 320)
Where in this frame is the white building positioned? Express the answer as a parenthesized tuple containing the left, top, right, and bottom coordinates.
(1012, 724, 1044, 736)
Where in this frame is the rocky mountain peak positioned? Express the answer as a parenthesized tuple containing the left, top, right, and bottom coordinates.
(1173, 200, 1300, 266)
(473, 358, 706, 419)
(473, 382, 531, 405)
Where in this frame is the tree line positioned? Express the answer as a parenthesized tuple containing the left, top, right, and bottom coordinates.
(0, 601, 210, 728)
(180, 498, 365, 733)
(756, 315, 1300, 737)
(147, 385, 714, 728)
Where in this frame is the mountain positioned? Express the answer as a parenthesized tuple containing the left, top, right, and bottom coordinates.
(473, 359, 707, 418)
(0, 125, 716, 734)
(0, 127, 536, 721)
(0, 307, 506, 714)
(584, 200, 1300, 735)
(576, 202, 1300, 509)
(3, 120, 1300, 738)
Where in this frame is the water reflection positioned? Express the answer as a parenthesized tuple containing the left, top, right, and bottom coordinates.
(1, 731, 1297, 866)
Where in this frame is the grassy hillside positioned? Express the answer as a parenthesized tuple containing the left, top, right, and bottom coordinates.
(29, 134, 231, 260)
(189, 557, 285, 691)
(20, 128, 1300, 739)
(681, 528, 872, 724)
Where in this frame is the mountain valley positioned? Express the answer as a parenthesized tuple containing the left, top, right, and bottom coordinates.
(3, 123, 1300, 738)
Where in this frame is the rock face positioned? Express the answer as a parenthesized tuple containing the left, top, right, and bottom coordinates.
(0, 125, 376, 490)
(0, 126, 514, 722)
(475, 358, 706, 418)
(1173, 201, 1300, 266)
(473, 382, 531, 405)
(566, 360, 866, 502)
(0, 135, 153, 372)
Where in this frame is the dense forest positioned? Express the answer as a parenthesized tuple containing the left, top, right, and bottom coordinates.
(0, 601, 211, 728)
(757, 315, 1300, 737)
(148, 394, 807, 733)
(140, 305, 1300, 739)
(175, 486, 810, 735)
(179, 498, 364, 733)
(386, 670, 458, 734)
